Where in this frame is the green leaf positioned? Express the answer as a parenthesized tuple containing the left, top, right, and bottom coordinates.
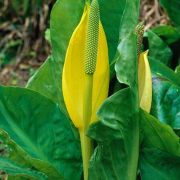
(88, 88, 139, 180)
(140, 148, 180, 180)
(147, 30, 173, 65)
(27, 56, 59, 108)
(140, 109, 180, 156)
(151, 25, 180, 45)
(88, 1, 141, 179)
(99, 0, 126, 62)
(115, 0, 140, 92)
(110, 0, 140, 80)
(149, 57, 180, 87)
(0, 157, 47, 180)
(160, 0, 180, 27)
(115, 32, 138, 90)
(28, 0, 84, 115)
(0, 129, 62, 180)
(119, 0, 140, 39)
(151, 76, 180, 130)
(0, 86, 82, 179)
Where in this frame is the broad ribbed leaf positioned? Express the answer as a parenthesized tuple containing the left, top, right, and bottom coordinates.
(119, 0, 140, 39)
(88, 88, 139, 180)
(27, 0, 84, 117)
(88, 1, 141, 179)
(140, 148, 180, 180)
(140, 109, 180, 156)
(115, 0, 140, 89)
(99, 0, 126, 62)
(151, 25, 180, 45)
(115, 32, 138, 90)
(147, 30, 173, 65)
(149, 58, 180, 86)
(150, 75, 180, 130)
(0, 86, 82, 180)
(27, 56, 57, 104)
(0, 157, 47, 180)
(50, 0, 84, 112)
(148, 58, 180, 130)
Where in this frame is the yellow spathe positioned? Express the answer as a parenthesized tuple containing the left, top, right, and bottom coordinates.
(62, 5, 109, 128)
(138, 51, 152, 113)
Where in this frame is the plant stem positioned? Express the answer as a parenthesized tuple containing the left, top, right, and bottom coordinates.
(79, 75, 93, 180)
(79, 128, 92, 180)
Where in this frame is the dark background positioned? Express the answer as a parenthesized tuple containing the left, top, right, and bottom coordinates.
(0, 0, 168, 86)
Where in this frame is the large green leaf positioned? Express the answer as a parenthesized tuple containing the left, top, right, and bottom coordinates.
(140, 109, 180, 156)
(118, 0, 140, 39)
(147, 30, 173, 65)
(27, 0, 84, 116)
(151, 25, 180, 45)
(140, 148, 180, 180)
(27, 56, 56, 105)
(50, 0, 84, 113)
(151, 76, 180, 130)
(88, 88, 139, 180)
(149, 58, 180, 87)
(0, 129, 62, 180)
(160, 0, 180, 28)
(0, 86, 82, 179)
(88, 1, 141, 179)
(99, 0, 126, 62)
(115, 33, 138, 91)
(115, 0, 140, 100)
(0, 157, 47, 180)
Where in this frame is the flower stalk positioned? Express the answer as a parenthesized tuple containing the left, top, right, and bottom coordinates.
(80, 1, 99, 179)
(62, 0, 109, 179)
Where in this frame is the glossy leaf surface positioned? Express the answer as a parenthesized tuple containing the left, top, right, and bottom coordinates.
(149, 58, 180, 87)
(0, 157, 47, 180)
(88, 88, 139, 180)
(0, 86, 82, 180)
(140, 109, 180, 156)
(151, 25, 180, 44)
(151, 76, 180, 130)
(27, 0, 84, 116)
(99, 0, 126, 62)
(147, 30, 173, 65)
(140, 148, 180, 180)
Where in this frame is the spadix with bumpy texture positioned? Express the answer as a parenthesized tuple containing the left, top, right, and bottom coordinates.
(138, 51, 152, 113)
(62, 2, 109, 128)
(85, 0, 99, 74)
(135, 22, 144, 57)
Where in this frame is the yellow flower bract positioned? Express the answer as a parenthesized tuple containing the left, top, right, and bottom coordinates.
(138, 51, 152, 113)
(62, 5, 109, 128)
